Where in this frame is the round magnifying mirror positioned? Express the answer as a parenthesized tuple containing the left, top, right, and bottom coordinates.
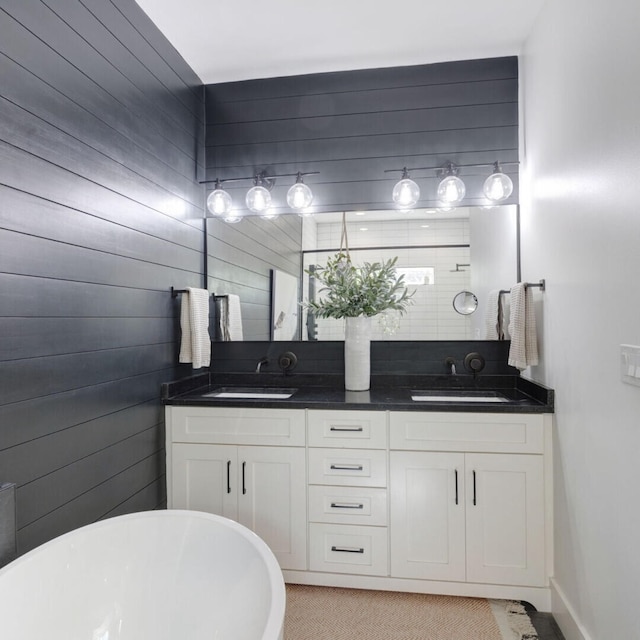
(452, 291, 478, 315)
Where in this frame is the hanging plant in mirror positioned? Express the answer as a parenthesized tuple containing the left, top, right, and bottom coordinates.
(301, 214, 415, 391)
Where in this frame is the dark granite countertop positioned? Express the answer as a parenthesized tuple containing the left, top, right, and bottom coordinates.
(162, 372, 554, 413)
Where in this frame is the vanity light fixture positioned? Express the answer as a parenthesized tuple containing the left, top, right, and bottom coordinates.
(202, 170, 319, 219)
(437, 162, 466, 205)
(483, 162, 514, 202)
(391, 167, 420, 208)
(385, 160, 517, 207)
(246, 172, 274, 214)
(287, 172, 314, 212)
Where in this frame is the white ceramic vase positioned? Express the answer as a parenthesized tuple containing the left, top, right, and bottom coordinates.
(344, 316, 372, 391)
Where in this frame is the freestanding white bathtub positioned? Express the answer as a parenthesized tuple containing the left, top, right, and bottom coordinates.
(0, 510, 285, 640)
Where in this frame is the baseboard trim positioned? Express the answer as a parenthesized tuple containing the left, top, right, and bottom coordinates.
(550, 578, 592, 640)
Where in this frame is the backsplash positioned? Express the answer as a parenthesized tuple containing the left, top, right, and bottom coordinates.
(209, 340, 518, 376)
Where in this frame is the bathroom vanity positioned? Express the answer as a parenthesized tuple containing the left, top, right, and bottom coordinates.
(163, 374, 554, 610)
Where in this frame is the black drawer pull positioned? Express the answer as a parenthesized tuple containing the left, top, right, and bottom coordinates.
(242, 461, 247, 495)
(330, 464, 364, 471)
(454, 469, 458, 505)
(227, 460, 231, 494)
(330, 502, 364, 510)
(331, 545, 365, 554)
(330, 426, 364, 432)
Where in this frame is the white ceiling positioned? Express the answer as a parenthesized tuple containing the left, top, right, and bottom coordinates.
(134, 0, 545, 85)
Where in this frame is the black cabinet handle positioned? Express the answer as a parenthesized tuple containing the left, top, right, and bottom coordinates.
(242, 461, 246, 495)
(330, 426, 364, 432)
(330, 502, 364, 510)
(454, 469, 459, 505)
(331, 546, 365, 554)
(330, 464, 364, 471)
(473, 470, 477, 506)
(226, 460, 231, 494)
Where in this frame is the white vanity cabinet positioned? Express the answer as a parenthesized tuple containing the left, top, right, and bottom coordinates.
(166, 406, 307, 571)
(389, 412, 549, 588)
(307, 410, 389, 577)
(165, 403, 553, 610)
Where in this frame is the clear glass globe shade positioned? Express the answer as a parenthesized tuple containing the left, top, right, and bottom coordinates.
(206, 188, 232, 216)
(392, 178, 420, 208)
(245, 185, 271, 213)
(437, 175, 466, 204)
(287, 182, 313, 210)
(483, 172, 513, 202)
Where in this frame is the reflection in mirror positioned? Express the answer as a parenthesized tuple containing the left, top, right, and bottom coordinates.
(301, 205, 518, 341)
(453, 291, 479, 315)
(270, 269, 300, 340)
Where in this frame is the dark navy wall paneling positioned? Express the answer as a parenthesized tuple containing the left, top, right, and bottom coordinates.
(204, 56, 519, 214)
(0, 0, 204, 552)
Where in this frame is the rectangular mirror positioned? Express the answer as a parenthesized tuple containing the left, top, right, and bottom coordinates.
(206, 204, 518, 341)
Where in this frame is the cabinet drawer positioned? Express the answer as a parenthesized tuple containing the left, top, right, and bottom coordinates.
(308, 485, 388, 526)
(309, 523, 388, 576)
(308, 410, 387, 449)
(168, 407, 305, 446)
(308, 448, 387, 487)
(389, 412, 545, 453)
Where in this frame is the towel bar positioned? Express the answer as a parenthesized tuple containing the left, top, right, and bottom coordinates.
(171, 287, 219, 298)
(499, 279, 545, 295)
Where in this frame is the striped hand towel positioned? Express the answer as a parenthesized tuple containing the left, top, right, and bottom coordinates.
(179, 287, 211, 369)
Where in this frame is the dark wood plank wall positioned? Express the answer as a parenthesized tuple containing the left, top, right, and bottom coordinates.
(204, 57, 518, 340)
(0, 0, 204, 553)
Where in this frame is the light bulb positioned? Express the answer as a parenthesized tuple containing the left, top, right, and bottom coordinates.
(437, 175, 466, 205)
(206, 187, 233, 216)
(483, 171, 513, 202)
(392, 177, 420, 208)
(246, 185, 271, 213)
(287, 180, 313, 211)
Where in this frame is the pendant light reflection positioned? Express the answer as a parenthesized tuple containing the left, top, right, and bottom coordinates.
(483, 162, 513, 202)
(392, 167, 420, 208)
(206, 180, 233, 217)
(287, 172, 314, 213)
(437, 163, 466, 205)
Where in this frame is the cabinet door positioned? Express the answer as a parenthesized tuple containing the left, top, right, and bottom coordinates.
(465, 453, 545, 586)
(238, 446, 307, 571)
(390, 451, 466, 582)
(171, 443, 238, 521)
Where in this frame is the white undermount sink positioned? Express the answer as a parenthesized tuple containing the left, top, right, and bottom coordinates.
(411, 390, 509, 403)
(203, 387, 297, 399)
